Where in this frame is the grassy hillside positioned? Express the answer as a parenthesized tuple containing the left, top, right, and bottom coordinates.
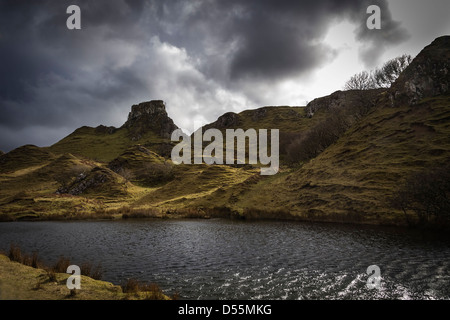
(204, 106, 307, 131)
(0, 145, 56, 174)
(0, 150, 135, 219)
(0, 254, 169, 300)
(1, 95, 448, 224)
(233, 94, 450, 225)
(48, 126, 172, 163)
(1, 36, 448, 226)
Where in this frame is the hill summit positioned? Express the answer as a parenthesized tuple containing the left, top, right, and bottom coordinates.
(123, 100, 178, 141)
(47, 100, 178, 162)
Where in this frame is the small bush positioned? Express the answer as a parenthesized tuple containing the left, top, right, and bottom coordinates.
(391, 166, 450, 226)
(122, 208, 159, 219)
(68, 289, 77, 298)
(90, 264, 103, 280)
(242, 208, 293, 220)
(121, 278, 165, 300)
(0, 213, 14, 222)
(4, 244, 103, 282)
(31, 252, 40, 268)
(80, 262, 92, 277)
(46, 269, 57, 282)
(121, 278, 141, 294)
(171, 291, 180, 300)
(8, 244, 22, 263)
(53, 256, 72, 273)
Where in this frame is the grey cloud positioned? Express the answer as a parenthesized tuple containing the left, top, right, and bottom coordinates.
(353, 1, 410, 66)
(0, 0, 411, 152)
(158, 0, 409, 80)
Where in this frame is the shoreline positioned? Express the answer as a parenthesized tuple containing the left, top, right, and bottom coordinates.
(1, 210, 450, 235)
(0, 253, 171, 300)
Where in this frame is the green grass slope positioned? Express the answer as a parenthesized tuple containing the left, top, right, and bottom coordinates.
(1, 37, 448, 226)
(48, 126, 172, 163)
(237, 94, 450, 225)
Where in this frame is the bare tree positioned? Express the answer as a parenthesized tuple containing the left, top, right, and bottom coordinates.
(344, 54, 412, 90)
(373, 54, 412, 88)
(344, 71, 377, 90)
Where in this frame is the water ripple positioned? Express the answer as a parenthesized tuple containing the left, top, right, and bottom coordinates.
(0, 219, 449, 299)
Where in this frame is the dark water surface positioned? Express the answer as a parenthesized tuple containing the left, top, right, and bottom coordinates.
(0, 219, 449, 299)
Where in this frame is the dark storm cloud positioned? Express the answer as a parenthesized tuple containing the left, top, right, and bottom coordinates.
(149, 0, 409, 79)
(0, 0, 409, 152)
(0, 0, 152, 127)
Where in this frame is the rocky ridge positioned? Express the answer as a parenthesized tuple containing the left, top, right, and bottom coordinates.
(390, 36, 450, 106)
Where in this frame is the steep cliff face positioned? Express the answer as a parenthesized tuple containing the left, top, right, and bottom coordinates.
(390, 36, 450, 106)
(122, 100, 178, 140)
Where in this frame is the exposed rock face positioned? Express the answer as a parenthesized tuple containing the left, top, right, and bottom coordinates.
(307, 36, 449, 116)
(305, 89, 385, 118)
(214, 112, 241, 128)
(201, 112, 241, 132)
(94, 125, 117, 134)
(251, 108, 267, 121)
(127, 100, 166, 121)
(56, 167, 120, 196)
(0, 150, 4, 156)
(122, 100, 178, 140)
(390, 36, 450, 106)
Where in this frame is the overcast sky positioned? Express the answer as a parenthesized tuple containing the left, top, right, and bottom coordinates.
(0, 0, 449, 152)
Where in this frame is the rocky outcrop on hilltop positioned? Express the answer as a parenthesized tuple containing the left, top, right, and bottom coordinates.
(94, 125, 117, 135)
(305, 89, 385, 118)
(122, 100, 178, 140)
(306, 36, 450, 116)
(207, 112, 241, 129)
(390, 36, 450, 106)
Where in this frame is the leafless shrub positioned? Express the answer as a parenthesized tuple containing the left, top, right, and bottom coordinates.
(46, 269, 57, 282)
(8, 243, 22, 262)
(344, 71, 377, 90)
(373, 54, 412, 88)
(344, 54, 412, 90)
(242, 208, 293, 220)
(121, 278, 165, 299)
(53, 256, 72, 273)
(122, 207, 159, 219)
(391, 166, 450, 226)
